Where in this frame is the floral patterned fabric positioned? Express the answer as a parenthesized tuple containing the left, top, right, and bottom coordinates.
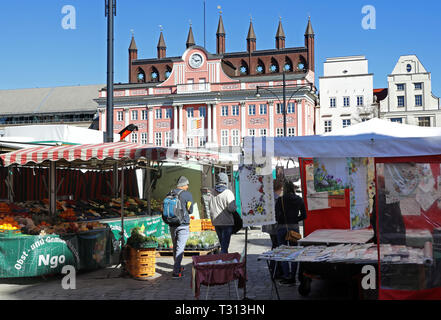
(238, 164, 276, 227)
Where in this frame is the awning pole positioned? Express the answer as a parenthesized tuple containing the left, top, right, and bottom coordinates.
(113, 162, 119, 197)
(49, 162, 57, 216)
(146, 161, 151, 216)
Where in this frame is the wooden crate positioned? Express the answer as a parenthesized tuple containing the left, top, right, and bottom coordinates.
(189, 219, 202, 232)
(125, 246, 156, 279)
(201, 219, 215, 231)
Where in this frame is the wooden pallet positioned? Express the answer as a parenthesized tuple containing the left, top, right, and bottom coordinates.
(156, 246, 219, 257)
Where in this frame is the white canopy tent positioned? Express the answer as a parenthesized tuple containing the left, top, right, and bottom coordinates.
(244, 118, 441, 159)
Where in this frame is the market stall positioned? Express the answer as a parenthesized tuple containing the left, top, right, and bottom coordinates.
(244, 118, 441, 300)
(0, 141, 168, 278)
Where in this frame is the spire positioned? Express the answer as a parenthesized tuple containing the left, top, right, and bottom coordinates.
(157, 27, 166, 59)
(217, 14, 225, 35)
(275, 17, 285, 39)
(305, 16, 314, 36)
(186, 22, 195, 48)
(129, 31, 137, 51)
(157, 31, 166, 48)
(247, 19, 256, 40)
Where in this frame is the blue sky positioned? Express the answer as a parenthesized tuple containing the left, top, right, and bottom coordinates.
(1, 0, 440, 95)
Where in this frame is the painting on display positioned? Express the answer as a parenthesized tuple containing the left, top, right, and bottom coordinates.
(238, 164, 276, 227)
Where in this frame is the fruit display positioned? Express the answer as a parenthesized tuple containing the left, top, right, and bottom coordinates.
(156, 231, 219, 251)
(126, 226, 158, 249)
(0, 215, 21, 231)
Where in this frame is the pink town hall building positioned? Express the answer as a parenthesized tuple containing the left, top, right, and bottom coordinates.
(95, 15, 318, 149)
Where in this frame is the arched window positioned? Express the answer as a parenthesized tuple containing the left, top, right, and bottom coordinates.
(298, 56, 307, 72)
(284, 56, 293, 72)
(165, 65, 172, 79)
(151, 66, 160, 82)
(269, 58, 279, 73)
(240, 60, 249, 75)
(137, 68, 146, 83)
(256, 59, 265, 74)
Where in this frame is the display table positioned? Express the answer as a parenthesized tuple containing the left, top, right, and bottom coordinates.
(0, 227, 112, 278)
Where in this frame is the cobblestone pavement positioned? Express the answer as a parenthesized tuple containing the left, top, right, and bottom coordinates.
(0, 227, 356, 300)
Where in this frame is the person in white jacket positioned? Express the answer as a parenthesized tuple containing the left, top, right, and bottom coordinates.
(209, 172, 237, 253)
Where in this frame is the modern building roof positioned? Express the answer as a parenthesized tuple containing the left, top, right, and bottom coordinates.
(0, 84, 103, 116)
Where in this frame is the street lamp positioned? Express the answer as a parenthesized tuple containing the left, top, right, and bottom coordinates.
(255, 71, 313, 137)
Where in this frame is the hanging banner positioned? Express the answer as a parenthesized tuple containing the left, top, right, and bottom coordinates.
(187, 117, 204, 137)
(238, 164, 275, 227)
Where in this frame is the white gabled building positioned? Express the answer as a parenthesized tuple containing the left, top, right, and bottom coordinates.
(380, 55, 440, 126)
(317, 56, 375, 134)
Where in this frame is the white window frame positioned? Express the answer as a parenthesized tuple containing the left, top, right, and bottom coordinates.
(221, 106, 229, 117)
(199, 106, 206, 118)
(221, 130, 229, 146)
(415, 95, 423, 107)
(187, 137, 194, 147)
(324, 120, 332, 133)
(164, 132, 172, 147)
(418, 116, 430, 127)
(276, 128, 284, 137)
(141, 110, 148, 121)
(165, 108, 173, 119)
(287, 127, 295, 137)
(155, 132, 162, 146)
(414, 82, 423, 90)
(117, 111, 124, 121)
(287, 103, 295, 114)
(248, 104, 256, 116)
(330, 97, 336, 108)
(187, 107, 194, 118)
(343, 97, 350, 107)
(231, 129, 240, 146)
(231, 105, 239, 116)
(259, 104, 267, 115)
(396, 83, 405, 91)
(155, 109, 162, 119)
(342, 119, 351, 128)
(131, 110, 138, 121)
(397, 96, 405, 107)
(259, 128, 267, 136)
(141, 132, 148, 144)
(356, 96, 364, 107)
(131, 132, 138, 143)
(276, 103, 284, 114)
(198, 136, 207, 147)
(248, 129, 256, 136)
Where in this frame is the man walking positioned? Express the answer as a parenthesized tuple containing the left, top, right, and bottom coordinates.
(169, 176, 194, 279)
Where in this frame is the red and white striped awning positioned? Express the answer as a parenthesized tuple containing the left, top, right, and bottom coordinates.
(0, 142, 167, 167)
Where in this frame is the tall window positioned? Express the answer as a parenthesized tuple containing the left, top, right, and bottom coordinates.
(414, 83, 423, 90)
(276, 103, 284, 114)
(141, 132, 148, 144)
(418, 117, 430, 127)
(231, 105, 239, 116)
(397, 96, 405, 107)
(221, 130, 229, 146)
(259, 104, 267, 115)
(415, 95, 423, 106)
(287, 103, 295, 114)
(199, 107, 206, 118)
(343, 97, 350, 107)
(357, 96, 364, 107)
(324, 120, 332, 133)
(231, 129, 240, 146)
(155, 109, 162, 119)
(396, 83, 405, 91)
(259, 128, 267, 136)
(131, 133, 138, 143)
(276, 128, 284, 137)
(117, 111, 123, 121)
(141, 110, 148, 120)
(131, 110, 138, 120)
(342, 119, 351, 128)
(248, 104, 256, 115)
(187, 137, 194, 147)
(187, 107, 194, 118)
(155, 132, 162, 146)
(221, 106, 229, 116)
(165, 108, 173, 119)
(287, 127, 296, 136)
(198, 136, 207, 147)
(248, 129, 256, 136)
(164, 132, 172, 147)
(330, 97, 336, 108)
